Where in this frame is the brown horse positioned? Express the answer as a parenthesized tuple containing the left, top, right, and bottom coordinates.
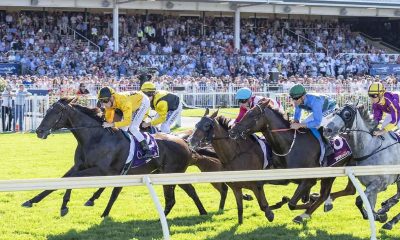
(22, 98, 207, 218)
(188, 109, 276, 224)
(229, 99, 351, 223)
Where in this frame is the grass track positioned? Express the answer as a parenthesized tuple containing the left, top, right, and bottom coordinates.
(0, 132, 400, 240)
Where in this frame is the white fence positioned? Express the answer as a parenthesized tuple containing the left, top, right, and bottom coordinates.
(1, 165, 399, 240)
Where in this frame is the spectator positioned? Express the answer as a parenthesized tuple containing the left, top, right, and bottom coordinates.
(1, 85, 13, 132)
(14, 84, 31, 132)
(76, 83, 89, 95)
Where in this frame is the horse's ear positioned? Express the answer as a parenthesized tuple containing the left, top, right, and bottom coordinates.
(210, 108, 219, 119)
(260, 98, 271, 107)
(204, 108, 209, 117)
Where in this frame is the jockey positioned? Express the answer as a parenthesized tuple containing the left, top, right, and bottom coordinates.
(235, 87, 282, 123)
(368, 82, 400, 136)
(289, 84, 337, 164)
(98, 86, 153, 159)
(140, 82, 182, 134)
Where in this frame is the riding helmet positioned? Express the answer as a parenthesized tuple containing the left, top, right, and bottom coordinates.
(289, 84, 306, 99)
(368, 82, 385, 95)
(235, 87, 252, 100)
(98, 87, 115, 100)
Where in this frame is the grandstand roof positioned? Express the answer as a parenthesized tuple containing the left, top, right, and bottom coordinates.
(2, 0, 400, 17)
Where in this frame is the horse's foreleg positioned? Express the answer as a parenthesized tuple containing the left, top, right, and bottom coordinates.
(178, 184, 207, 215)
(325, 178, 356, 212)
(60, 189, 72, 217)
(232, 186, 244, 224)
(250, 183, 274, 222)
(22, 166, 76, 208)
(382, 212, 400, 230)
(85, 188, 106, 207)
(379, 181, 400, 215)
(288, 179, 317, 211)
(294, 177, 335, 224)
(101, 187, 123, 218)
(163, 185, 176, 216)
(365, 181, 388, 223)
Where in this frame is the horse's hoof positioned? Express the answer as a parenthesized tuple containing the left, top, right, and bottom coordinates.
(265, 211, 274, 222)
(282, 196, 290, 203)
(293, 216, 304, 224)
(242, 194, 253, 201)
(21, 200, 33, 208)
(60, 207, 69, 217)
(377, 207, 388, 215)
(324, 203, 333, 212)
(84, 200, 94, 207)
(310, 193, 320, 202)
(377, 213, 388, 223)
(382, 222, 393, 230)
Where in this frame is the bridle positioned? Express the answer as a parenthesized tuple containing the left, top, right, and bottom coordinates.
(333, 104, 398, 161)
(194, 117, 230, 145)
(233, 103, 300, 157)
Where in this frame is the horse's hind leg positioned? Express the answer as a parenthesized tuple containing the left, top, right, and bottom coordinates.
(85, 188, 106, 207)
(163, 185, 176, 216)
(294, 177, 335, 224)
(22, 166, 76, 208)
(178, 184, 207, 215)
(325, 178, 356, 212)
(382, 212, 400, 230)
(250, 183, 274, 222)
(101, 187, 123, 218)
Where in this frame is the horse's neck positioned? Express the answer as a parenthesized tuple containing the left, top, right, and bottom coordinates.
(67, 108, 102, 146)
(349, 115, 376, 157)
(264, 119, 295, 153)
(211, 124, 238, 164)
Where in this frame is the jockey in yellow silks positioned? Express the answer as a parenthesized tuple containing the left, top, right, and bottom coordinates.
(98, 86, 152, 159)
(140, 82, 182, 133)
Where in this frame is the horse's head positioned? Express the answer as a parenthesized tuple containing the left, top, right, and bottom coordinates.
(229, 99, 271, 140)
(324, 104, 360, 138)
(188, 108, 218, 149)
(36, 98, 76, 139)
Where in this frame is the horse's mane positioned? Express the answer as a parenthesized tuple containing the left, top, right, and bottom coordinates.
(358, 105, 376, 130)
(260, 99, 290, 128)
(71, 104, 103, 123)
(215, 115, 232, 131)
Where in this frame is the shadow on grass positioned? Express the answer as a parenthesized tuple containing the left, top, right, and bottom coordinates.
(47, 213, 370, 240)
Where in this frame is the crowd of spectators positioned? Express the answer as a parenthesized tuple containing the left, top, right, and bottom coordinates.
(0, 10, 399, 79)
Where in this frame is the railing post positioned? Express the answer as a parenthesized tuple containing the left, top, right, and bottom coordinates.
(345, 168, 376, 240)
(143, 176, 170, 240)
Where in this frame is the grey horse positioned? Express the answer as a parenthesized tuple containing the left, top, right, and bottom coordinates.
(324, 104, 400, 229)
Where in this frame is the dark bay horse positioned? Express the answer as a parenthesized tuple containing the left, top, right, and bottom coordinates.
(22, 98, 207, 217)
(188, 109, 276, 224)
(229, 99, 350, 223)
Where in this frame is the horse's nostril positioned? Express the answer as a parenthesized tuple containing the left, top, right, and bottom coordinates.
(327, 128, 333, 133)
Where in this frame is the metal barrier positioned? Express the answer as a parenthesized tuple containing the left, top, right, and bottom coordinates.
(1, 165, 399, 240)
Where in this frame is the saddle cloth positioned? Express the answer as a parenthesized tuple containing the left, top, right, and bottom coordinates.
(250, 134, 271, 169)
(326, 136, 352, 167)
(389, 130, 400, 142)
(124, 132, 159, 169)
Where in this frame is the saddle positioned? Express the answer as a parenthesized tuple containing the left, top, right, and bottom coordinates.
(325, 136, 352, 167)
(121, 131, 159, 174)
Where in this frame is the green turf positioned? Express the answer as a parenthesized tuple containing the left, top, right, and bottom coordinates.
(0, 133, 399, 240)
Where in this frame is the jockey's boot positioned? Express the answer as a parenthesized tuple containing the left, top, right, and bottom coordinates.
(139, 140, 153, 159)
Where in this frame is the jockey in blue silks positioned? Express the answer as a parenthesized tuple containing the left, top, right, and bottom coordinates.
(289, 84, 337, 165)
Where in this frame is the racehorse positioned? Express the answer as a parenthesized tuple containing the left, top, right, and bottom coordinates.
(324, 104, 400, 229)
(22, 98, 208, 218)
(229, 99, 350, 223)
(188, 109, 278, 224)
